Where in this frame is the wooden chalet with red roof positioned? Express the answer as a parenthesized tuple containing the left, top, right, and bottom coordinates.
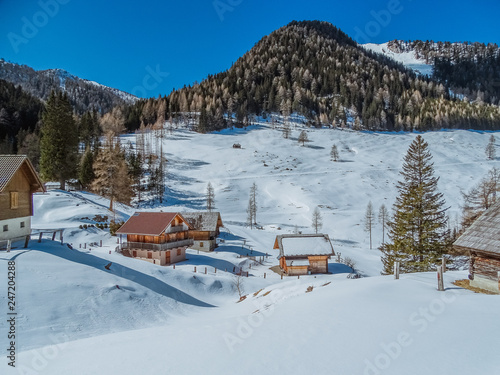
(116, 212, 194, 266)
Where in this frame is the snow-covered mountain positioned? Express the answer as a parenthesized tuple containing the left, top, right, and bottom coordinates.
(0, 59, 138, 114)
(1, 124, 499, 374)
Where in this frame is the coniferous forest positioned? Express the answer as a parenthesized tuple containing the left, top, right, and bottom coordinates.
(2, 20, 500, 162)
(122, 21, 500, 133)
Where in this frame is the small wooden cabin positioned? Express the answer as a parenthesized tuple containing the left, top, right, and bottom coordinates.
(116, 212, 194, 266)
(454, 201, 500, 293)
(181, 212, 223, 252)
(0, 155, 45, 246)
(274, 234, 335, 276)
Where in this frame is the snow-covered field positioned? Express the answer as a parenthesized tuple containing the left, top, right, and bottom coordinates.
(362, 42, 434, 76)
(1, 125, 500, 374)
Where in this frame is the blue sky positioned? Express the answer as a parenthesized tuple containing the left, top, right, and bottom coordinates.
(1, 0, 499, 98)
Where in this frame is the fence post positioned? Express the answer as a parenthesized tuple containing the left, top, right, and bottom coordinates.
(205, 267, 207, 274)
(38, 233, 43, 243)
(337, 252, 341, 263)
(173, 264, 175, 270)
(264, 273, 266, 279)
(215, 267, 217, 274)
(100, 240, 103, 247)
(52, 232, 56, 241)
(194, 266, 197, 273)
(437, 266, 444, 291)
(6, 240, 11, 253)
(394, 261, 400, 280)
(442, 258, 446, 273)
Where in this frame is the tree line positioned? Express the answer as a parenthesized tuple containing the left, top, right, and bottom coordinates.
(121, 21, 500, 134)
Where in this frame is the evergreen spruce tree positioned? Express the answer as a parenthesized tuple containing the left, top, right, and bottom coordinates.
(39, 91, 79, 189)
(126, 149, 144, 204)
(380, 135, 448, 274)
(79, 146, 95, 190)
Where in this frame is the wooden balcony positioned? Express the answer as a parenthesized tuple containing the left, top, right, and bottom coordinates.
(166, 225, 187, 233)
(121, 238, 194, 252)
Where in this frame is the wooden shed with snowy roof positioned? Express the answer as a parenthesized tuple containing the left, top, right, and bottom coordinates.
(274, 234, 335, 276)
(116, 212, 194, 266)
(0, 155, 44, 246)
(454, 201, 500, 293)
(181, 212, 223, 252)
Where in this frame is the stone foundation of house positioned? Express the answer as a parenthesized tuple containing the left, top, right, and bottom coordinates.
(470, 276, 500, 294)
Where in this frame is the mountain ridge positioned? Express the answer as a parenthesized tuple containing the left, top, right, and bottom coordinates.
(0, 59, 138, 115)
(124, 20, 500, 133)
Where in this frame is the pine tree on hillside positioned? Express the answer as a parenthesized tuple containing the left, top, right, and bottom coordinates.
(246, 182, 258, 228)
(330, 144, 339, 161)
(380, 136, 448, 274)
(126, 148, 144, 204)
(298, 130, 309, 146)
(486, 134, 496, 160)
(364, 201, 375, 249)
(378, 204, 389, 244)
(461, 167, 500, 228)
(311, 206, 323, 234)
(206, 182, 215, 212)
(91, 136, 133, 211)
(39, 91, 79, 189)
(79, 146, 95, 190)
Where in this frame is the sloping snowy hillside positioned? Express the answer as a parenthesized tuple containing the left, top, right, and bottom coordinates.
(1, 125, 499, 374)
(363, 42, 434, 76)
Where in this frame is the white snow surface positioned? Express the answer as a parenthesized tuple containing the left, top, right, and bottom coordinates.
(363, 42, 434, 76)
(1, 125, 500, 374)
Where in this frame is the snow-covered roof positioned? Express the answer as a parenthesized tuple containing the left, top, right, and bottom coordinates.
(275, 234, 335, 259)
(454, 201, 500, 256)
(181, 212, 223, 232)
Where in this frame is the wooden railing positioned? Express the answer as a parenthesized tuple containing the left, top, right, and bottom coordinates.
(167, 225, 186, 233)
(121, 239, 194, 251)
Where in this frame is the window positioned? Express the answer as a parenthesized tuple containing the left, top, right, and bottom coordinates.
(177, 249, 182, 256)
(3, 225, 8, 232)
(20, 222, 25, 228)
(200, 242, 204, 248)
(147, 252, 153, 259)
(10, 192, 19, 209)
